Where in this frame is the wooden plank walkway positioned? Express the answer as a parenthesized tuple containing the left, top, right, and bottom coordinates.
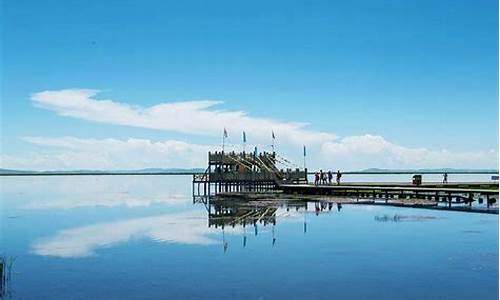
(302, 181, 498, 188)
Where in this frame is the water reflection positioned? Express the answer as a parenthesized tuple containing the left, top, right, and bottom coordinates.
(205, 197, 344, 250)
(31, 211, 240, 258)
(0, 256, 14, 299)
(31, 197, 346, 257)
(4, 176, 190, 210)
(374, 214, 441, 222)
(3, 176, 497, 300)
(28, 193, 477, 258)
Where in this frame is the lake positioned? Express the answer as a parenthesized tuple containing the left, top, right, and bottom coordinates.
(1, 175, 498, 299)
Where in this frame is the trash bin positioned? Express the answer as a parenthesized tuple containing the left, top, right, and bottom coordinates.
(412, 175, 422, 185)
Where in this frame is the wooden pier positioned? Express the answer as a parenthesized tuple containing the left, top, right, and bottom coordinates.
(280, 182, 499, 209)
(193, 151, 499, 213)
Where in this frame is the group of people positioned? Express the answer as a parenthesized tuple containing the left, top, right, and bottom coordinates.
(314, 170, 342, 185)
(313, 171, 450, 185)
(314, 201, 342, 215)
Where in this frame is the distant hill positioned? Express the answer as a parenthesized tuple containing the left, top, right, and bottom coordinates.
(358, 168, 498, 174)
(0, 168, 206, 175)
(0, 168, 36, 174)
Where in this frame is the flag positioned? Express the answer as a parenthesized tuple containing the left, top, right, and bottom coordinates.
(303, 145, 306, 157)
(242, 131, 246, 143)
(223, 128, 228, 138)
(272, 131, 275, 140)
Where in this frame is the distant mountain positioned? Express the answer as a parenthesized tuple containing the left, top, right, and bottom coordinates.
(131, 168, 205, 173)
(0, 168, 206, 175)
(0, 168, 36, 174)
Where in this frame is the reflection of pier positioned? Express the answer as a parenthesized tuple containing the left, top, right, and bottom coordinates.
(199, 197, 344, 252)
(208, 202, 277, 228)
(204, 198, 306, 251)
(205, 197, 344, 230)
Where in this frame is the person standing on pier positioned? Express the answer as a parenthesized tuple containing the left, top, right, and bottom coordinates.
(328, 171, 333, 184)
(443, 172, 448, 184)
(336, 170, 342, 185)
(320, 170, 324, 185)
(314, 172, 320, 186)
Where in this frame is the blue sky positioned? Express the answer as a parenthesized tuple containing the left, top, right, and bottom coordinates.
(1, 0, 498, 170)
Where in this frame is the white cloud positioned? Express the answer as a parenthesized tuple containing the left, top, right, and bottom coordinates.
(2, 137, 213, 170)
(320, 134, 498, 170)
(0, 88, 495, 171)
(1, 134, 497, 171)
(31, 89, 335, 145)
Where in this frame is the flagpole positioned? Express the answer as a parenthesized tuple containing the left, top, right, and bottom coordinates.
(222, 128, 227, 153)
(242, 131, 246, 153)
(271, 131, 275, 153)
(303, 145, 306, 170)
(222, 132, 225, 153)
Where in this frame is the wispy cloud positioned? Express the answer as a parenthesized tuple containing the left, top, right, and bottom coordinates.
(1, 88, 496, 171)
(31, 89, 335, 145)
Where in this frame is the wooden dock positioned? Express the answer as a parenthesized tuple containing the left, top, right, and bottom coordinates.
(280, 182, 499, 209)
(192, 150, 499, 213)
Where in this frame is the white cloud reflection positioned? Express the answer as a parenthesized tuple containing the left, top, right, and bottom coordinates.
(23, 191, 188, 210)
(1, 175, 192, 210)
(32, 211, 239, 258)
(30, 206, 309, 258)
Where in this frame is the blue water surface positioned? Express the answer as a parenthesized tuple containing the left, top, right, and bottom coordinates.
(1, 175, 498, 299)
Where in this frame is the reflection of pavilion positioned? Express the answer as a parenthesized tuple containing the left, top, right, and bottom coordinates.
(208, 200, 283, 252)
(208, 202, 278, 228)
(205, 198, 341, 229)
(200, 197, 340, 252)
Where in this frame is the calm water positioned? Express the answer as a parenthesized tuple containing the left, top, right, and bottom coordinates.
(1, 176, 498, 300)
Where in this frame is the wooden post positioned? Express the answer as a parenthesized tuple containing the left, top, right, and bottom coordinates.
(192, 175, 195, 196)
